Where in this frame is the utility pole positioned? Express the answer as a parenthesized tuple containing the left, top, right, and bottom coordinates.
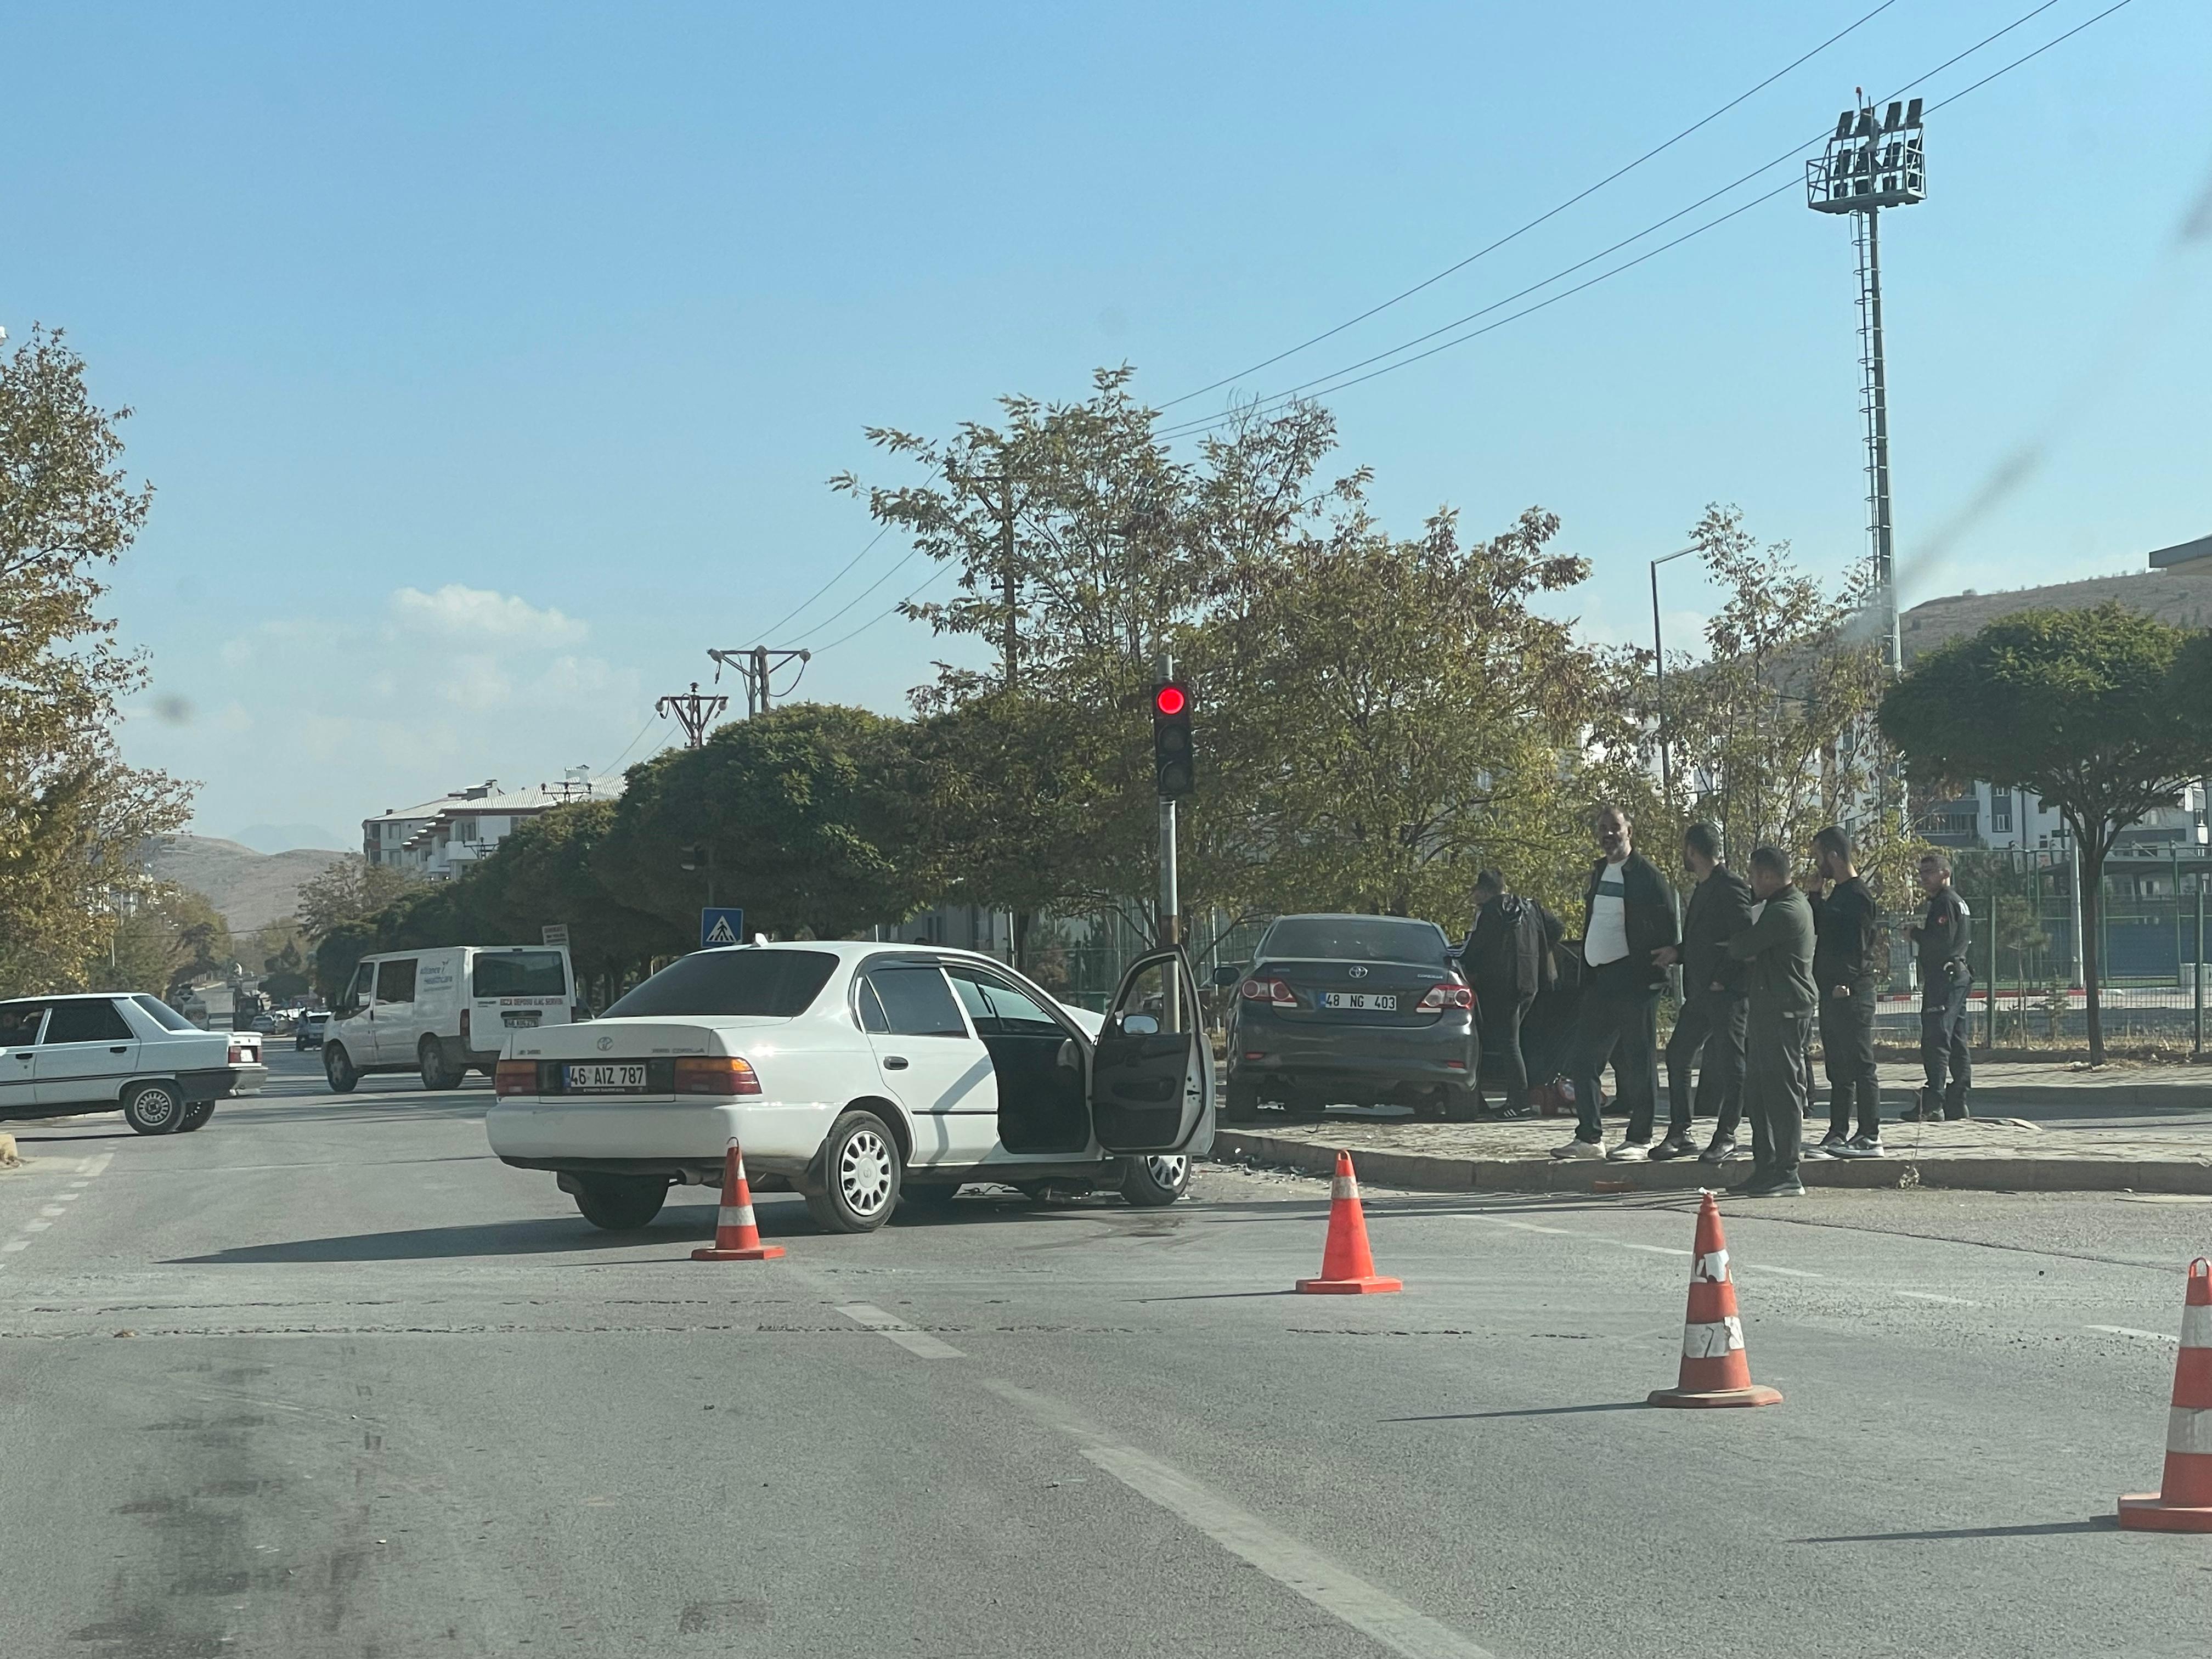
(1649, 545, 1697, 811)
(656, 683, 726, 748)
(708, 648, 810, 717)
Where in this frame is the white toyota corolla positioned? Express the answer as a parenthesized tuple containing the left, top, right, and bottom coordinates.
(486, 941, 1214, 1234)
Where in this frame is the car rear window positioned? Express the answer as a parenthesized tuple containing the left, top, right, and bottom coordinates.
(1261, 917, 1448, 965)
(472, 950, 569, 998)
(132, 995, 199, 1032)
(605, 950, 837, 1019)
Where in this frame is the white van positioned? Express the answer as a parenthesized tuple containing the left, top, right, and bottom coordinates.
(323, 945, 579, 1093)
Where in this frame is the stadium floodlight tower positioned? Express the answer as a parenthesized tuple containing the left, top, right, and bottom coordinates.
(1808, 93, 1925, 677)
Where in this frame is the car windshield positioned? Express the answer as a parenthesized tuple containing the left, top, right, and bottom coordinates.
(131, 994, 198, 1032)
(1261, 917, 1448, 965)
(603, 950, 837, 1018)
(472, 951, 569, 998)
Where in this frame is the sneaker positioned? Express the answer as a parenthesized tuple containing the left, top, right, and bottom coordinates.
(1942, 1105, 1971, 1121)
(1804, 1132, 1849, 1159)
(1648, 1134, 1699, 1162)
(1697, 1135, 1739, 1166)
(1740, 1174, 1807, 1198)
(1607, 1140, 1651, 1163)
(1897, 1103, 1934, 1123)
(1550, 1136, 1606, 1160)
(1835, 1133, 1886, 1159)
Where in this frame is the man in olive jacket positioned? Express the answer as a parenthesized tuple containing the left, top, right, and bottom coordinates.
(1723, 844, 1819, 1198)
(1550, 804, 1680, 1161)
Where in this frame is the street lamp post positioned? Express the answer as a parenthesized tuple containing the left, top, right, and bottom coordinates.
(1650, 547, 1698, 810)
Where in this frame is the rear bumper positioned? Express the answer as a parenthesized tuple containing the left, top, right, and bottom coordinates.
(1229, 1020, 1476, 1096)
(224, 1063, 268, 1097)
(484, 1096, 839, 1178)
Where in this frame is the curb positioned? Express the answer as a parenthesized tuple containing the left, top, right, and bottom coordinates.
(1208, 1130, 2212, 1196)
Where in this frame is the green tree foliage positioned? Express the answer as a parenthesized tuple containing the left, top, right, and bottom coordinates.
(1880, 604, 2212, 1062)
(297, 856, 424, 941)
(0, 328, 192, 995)
(84, 883, 234, 1000)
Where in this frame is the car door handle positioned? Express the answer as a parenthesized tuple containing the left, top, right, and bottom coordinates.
(882, 1056, 909, 1070)
(110, 1045, 129, 1053)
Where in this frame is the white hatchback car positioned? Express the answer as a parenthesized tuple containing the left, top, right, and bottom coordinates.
(486, 942, 1214, 1234)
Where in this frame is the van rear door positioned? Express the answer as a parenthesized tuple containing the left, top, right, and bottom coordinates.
(470, 949, 574, 1050)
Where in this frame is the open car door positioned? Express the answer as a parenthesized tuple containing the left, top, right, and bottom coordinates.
(1090, 947, 1213, 1155)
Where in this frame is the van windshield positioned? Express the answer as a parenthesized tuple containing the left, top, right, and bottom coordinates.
(605, 950, 837, 1019)
(472, 951, 569, 998)
(1261, 916, 1449, 965)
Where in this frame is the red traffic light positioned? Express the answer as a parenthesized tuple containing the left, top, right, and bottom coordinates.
(1153, 684, 1188, 717)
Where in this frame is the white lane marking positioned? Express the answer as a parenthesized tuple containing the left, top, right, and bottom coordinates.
(84, 1152, 114, 1178)
(38, 1206, 66, 1218)
(1739, 1263, 1821, 1278)
(984, 1379, 1496, 1659)
(1496, 1221, 1579, 1236)
(2087, 1324, 2179, 1343)
(21, 1220, 50, 1232)
(1620, 1243, 1691, 1256)
(1895, 1290, 1979, 1306)
(1, 1240, 27, 1253)
(836, 1304, 966, 1360)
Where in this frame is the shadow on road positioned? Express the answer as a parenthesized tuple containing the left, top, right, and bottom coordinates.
(1383, 1402, 1649, 1422)
(1790, 1519, 2119, 1542)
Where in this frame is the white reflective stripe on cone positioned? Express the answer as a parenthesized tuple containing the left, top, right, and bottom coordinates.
(2181, 1304, 2211, 1348)
(719, 1205, 755, 1229)
(1681, 1316, 1746, 1358)
(2168, 1406, 2212, 1455)
(1694, 1248, 1730, 1283)
(1331, 1176, 1357, 1201)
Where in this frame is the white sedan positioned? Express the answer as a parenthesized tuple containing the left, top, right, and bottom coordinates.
(486, 941, 1213, 1234)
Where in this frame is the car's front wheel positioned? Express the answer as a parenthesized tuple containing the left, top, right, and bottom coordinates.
(1121, 1153, 1190, 1207)
(122, 1081, 184, 1135)
(324, 1045, 359, 1093)
(572, 1173, 669, 1231)
(803, 1110, 901, 1233)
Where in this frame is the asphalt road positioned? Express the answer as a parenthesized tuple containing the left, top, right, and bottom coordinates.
(2, 1049, 2208, 1659)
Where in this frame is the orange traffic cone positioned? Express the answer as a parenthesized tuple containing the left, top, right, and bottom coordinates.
(1649, 1192, 1781, 1408)
(691, 1141, 786, 1262)
(1295, 1150, 1402, 1295)
(2118, 1257, 2212, 1532)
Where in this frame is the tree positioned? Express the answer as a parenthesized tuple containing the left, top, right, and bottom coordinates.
(0, 328, 192, 995)
(1634, 505, 1917, 898)
(1880, 604, 2212, 1063)
(297, 856, 424, 941)
(453, 800, 680, 984)
(84, 884, 233, 1000)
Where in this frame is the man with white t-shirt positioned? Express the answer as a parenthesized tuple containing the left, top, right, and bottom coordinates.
(1552, 803, 1680, 1161)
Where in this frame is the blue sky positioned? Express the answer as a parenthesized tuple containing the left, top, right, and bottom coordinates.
(4, 1, 2205, 848)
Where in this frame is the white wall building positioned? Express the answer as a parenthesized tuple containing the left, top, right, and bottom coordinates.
(362, 775, 624, 881)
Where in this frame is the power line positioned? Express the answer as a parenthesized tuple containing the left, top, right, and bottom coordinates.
(1160, 0, 1905, 411)
(600, 710, 669, 775)
(1159, 0, 2109, 441)
(754, 523, 893, 639)
(787, 541, 929, 642)
(809, 562, 960, 654)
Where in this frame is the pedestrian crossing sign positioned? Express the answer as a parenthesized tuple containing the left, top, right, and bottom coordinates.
(701, 907, 746, 949)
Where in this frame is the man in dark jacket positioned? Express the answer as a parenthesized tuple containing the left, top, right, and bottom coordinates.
(1651, 822, 1753, 1163)
(1804, 825, 1886, 1158)
(1905, 851, 1974, 1121)
(1459, 870, 1545, 1117)
(1551, 804, 1680, 1161)
(1724, 844, 1819, 1198)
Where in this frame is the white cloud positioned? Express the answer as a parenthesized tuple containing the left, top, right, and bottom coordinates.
(390, 584, 588, 644)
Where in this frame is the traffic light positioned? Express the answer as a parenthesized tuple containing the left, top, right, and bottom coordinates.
(1151, 679, 1194, 799)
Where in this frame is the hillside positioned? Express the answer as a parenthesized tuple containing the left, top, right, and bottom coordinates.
(146, 834, 349, 934)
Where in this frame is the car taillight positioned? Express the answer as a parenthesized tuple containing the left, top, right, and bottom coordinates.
(674, 1056, 761, 1096)
(494, 1060, 537, 1096)
(459, 1009, 471, 1047)
(1418, 981, 1476, 1011)
(227, 1043, 249, 1064)
(1239, 978, 1298, 1007)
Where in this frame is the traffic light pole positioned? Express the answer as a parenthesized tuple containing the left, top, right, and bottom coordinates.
(1157, 652, 1180, 948)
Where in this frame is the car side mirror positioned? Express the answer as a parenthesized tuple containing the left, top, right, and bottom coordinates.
(1121, 1012, 1160, 1037)
(1056, 1037, 1080, 1070)
(1210, 964, 1243, 989)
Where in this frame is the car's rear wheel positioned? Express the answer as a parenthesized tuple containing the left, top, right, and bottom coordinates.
(1121, 1154, 1190, 1207)
(803, 1110, 901, 1233)
(418, 1037, 459, 1092)
(324, 1045, 359, 1093)
(572, 1173, 669, 1231)
(176, 1097, 217, 1133)
(1223, 1077, 1259, 1123)
(122, 1081, 184, 1135)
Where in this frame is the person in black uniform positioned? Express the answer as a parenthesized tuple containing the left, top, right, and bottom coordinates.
(1723, 844, 1819, 1198)
(1650, 822, 1752, 1163)
(1803, 825, 1886, 1159)
(1458, 871, 1546, 1118)
(1905, 851, 1973, 1121)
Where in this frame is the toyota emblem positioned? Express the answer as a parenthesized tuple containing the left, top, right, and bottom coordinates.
(1348, 966, 1368, 979)
(596, 1034, 615, 1052)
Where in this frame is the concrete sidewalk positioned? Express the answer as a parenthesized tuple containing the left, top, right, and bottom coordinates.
(1894, 1058, 2212, 1110)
